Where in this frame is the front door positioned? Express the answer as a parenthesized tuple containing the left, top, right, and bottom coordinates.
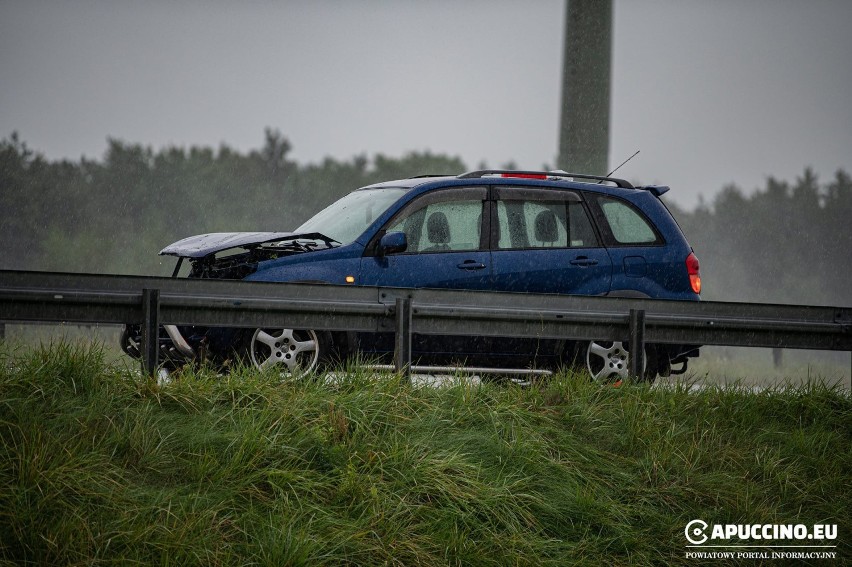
(359, 187, 490, 290)
(358, 187, 490, 360)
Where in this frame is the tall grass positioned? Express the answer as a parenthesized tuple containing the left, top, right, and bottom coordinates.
(1, 341, 849, 565)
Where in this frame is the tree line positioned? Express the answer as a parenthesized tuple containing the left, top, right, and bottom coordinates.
(0, 130, 464, 276)
(1, 131, 849, 306)
(667, 168, 851, 306)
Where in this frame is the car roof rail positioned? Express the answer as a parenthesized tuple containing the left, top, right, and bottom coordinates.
(407, 174, 455, 179)
(457, 169, 634, 189)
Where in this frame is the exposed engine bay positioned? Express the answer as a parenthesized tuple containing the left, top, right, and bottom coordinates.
(184, 235, 338, 280)
(121, 231, 341, 368)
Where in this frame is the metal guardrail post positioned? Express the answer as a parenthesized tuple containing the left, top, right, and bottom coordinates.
(394, 297, 412, 380)
(141, 288, 160, 376)
(0, 322, 5, 342)
(629, 308, 646, 380)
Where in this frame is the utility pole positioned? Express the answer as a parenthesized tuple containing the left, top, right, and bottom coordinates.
(558, 0, 612, 175)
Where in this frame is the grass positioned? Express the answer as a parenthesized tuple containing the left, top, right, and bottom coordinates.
(0, 341, 850, 566)
(683, 345, 851, 389)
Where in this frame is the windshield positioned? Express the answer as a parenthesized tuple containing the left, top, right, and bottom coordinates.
(294, 187, 408, 245)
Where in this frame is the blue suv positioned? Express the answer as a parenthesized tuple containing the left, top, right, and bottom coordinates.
(122, 170, 701, 381)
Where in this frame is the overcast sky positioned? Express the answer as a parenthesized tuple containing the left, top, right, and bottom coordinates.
(1, 0, 850, 209)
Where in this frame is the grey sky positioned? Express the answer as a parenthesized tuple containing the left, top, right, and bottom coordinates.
(1, 0, 850, 209)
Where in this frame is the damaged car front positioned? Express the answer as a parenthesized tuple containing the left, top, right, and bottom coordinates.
(120, 186, 410, 373)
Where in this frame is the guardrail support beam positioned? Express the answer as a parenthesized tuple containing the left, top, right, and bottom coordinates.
(629, 308, 646, 380)
(141, 288, 160, 376)
(394, 297, 412, 380)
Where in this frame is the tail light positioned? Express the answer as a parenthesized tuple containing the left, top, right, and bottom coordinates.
(686, 252, 701, 294)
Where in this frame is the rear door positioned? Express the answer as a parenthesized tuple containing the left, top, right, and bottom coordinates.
(489, 186, 612, 295)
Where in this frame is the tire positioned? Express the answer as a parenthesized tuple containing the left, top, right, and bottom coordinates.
(584, 340, 653, 383)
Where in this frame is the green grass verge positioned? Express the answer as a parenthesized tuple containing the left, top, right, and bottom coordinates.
(1, 342, 849, 565)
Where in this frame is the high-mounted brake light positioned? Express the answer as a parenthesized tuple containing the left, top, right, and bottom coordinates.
(686, 252, 701, 294)
(501, 173, 548, 180)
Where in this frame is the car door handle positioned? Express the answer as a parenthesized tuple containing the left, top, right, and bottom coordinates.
(457, 260, 486, 270)
(569, 256, 599, 267)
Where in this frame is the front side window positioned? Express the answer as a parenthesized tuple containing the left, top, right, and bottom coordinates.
(386, 199, 483, 253)
(496, 200, 598, 249)
(598, 197, 658, 244)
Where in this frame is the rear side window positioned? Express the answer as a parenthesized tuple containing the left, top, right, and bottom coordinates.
(496, 199, 599, 249)
(598, 197, 659, 244)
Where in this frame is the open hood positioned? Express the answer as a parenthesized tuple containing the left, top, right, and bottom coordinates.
(159, 232, 295, 258)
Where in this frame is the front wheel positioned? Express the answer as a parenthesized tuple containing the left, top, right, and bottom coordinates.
(247, 328, 321, 377)
(585, 340, 652, 383)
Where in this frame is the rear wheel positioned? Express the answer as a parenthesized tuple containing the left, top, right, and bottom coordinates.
(585, 340, 651, 383)
(247, 328, 321, 377)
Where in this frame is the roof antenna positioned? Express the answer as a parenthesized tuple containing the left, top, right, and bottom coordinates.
(600, 150, 640, 182)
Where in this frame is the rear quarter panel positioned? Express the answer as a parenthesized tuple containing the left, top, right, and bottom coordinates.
(593, 189, 699, 301)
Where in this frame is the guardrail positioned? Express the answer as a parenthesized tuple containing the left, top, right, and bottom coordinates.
(1, 269, 850, 378)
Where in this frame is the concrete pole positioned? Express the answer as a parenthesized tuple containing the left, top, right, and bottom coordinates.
(558, 0, 612, 175)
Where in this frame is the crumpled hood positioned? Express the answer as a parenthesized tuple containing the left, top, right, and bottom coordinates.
(160, 232, 295, 258)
